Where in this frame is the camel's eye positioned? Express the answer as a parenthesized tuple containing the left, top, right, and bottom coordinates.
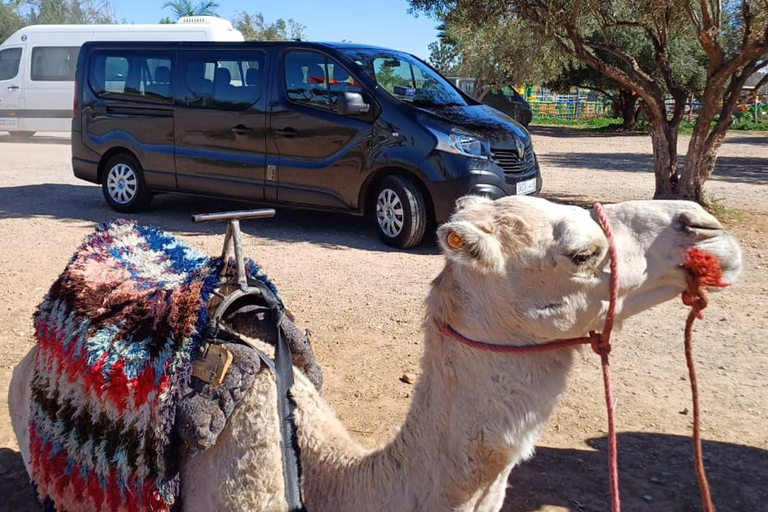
(567, 246, 601, 265)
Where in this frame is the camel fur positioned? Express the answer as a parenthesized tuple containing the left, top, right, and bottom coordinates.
(9, 195, 742, 511)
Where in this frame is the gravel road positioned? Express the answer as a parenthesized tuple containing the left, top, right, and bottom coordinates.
(0, 129, 765, 511)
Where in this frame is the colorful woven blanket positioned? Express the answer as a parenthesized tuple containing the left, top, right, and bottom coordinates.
(29, 220, 277, 512)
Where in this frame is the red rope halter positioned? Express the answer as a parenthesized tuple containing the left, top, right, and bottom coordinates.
(436, 202, 722, 512)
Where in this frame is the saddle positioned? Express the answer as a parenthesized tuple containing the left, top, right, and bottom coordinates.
(29, 211, 315, 512)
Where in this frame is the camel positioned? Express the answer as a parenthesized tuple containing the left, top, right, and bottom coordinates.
(8, 195, 742, 512)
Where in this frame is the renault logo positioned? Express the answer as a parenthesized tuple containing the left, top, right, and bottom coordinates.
(515, 138, 525, 157)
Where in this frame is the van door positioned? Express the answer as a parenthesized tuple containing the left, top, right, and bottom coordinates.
(23, 45, 80, 131)
(174, 47, 268, 200)
(85, 47, 176, 191)
(0, 46, 24, 131)
(270, 49, 373, 209)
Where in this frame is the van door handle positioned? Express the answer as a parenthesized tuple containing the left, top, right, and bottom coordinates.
(231, 124, 254, 135)
(7, 85, 19, 90)
(275, 128, 299, 138)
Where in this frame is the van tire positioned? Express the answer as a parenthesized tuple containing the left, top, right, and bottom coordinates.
(372, 175, 427, 249)
(101, 153, 152, 213)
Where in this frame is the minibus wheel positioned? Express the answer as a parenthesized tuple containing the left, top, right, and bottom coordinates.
(373, 175, 427, 249)
(101, 153, 152, 213)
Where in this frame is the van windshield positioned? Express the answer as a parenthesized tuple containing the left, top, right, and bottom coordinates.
(342, 48, 467, 108)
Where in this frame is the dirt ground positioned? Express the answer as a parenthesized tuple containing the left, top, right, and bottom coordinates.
(0, 129, 766, 511)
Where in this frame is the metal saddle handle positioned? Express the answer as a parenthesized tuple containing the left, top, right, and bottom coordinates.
(192, 208, 275, 292)
(191, 208, 306, 511)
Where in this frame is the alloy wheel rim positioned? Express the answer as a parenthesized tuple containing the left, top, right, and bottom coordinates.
(376, 188, 404, 237)
(107, 163, 138, 205)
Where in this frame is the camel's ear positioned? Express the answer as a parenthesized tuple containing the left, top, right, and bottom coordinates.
(437, 220, 505, 272)
(454, 194, 493, 213)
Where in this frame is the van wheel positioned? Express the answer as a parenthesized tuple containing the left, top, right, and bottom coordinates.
(373, 175, 427, 249)
(9, 131, 35, 141)
(101, 154, 152, 213)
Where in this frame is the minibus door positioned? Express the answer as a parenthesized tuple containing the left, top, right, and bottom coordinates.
(174, 47, 268, 201)
(0, 46, 24, 131)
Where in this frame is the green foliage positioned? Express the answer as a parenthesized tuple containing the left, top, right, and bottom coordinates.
(232, 11, 305, 41)
(530, 116, 631, 131)
(1, 2, 25, 41)
(428, 39, 460, 75)
(731, 118, 768, 131)
(25, 0, 115, 25)
(411, 0, 768, 202)
(423, 8, 566, 98)
(161, 0, 219, 21)
(532, 115, 768, 134)
(1, 0, 115, 38)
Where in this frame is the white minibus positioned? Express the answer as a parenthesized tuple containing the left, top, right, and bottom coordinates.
(0, 16, 243, 138)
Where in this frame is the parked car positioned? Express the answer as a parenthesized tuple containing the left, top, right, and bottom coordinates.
(447, 77, 532, 127)
(481, 89, 533, 127)
(73, 41, 542, 248)
(0, 17, 242, 139)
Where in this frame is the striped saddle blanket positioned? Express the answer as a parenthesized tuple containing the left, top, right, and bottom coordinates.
(29, 220, 278, 512)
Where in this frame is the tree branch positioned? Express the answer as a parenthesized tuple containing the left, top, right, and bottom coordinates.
(754, 69, 768, 94)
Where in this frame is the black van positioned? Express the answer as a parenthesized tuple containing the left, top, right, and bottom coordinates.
(72, 41, 541, 248)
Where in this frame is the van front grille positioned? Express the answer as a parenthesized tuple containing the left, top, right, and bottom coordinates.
(492, 147, 535, 174)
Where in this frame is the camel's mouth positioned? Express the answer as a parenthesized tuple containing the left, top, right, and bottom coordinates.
(682, 246, 741, 291)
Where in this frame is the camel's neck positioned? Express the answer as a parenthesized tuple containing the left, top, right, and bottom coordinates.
(298, 322, 575, 512)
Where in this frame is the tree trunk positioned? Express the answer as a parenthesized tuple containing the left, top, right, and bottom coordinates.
(647, 117, 680, 199)
(679, 135, 719, 204)
(618, 90, 639, 131)
(678, 64, 757, 205)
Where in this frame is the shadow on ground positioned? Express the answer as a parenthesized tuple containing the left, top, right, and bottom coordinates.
(0, 134, 70, 145)
(4, 432, 765, 512)
(0, 448, 37, 512)
(539, 152, 768, 185)
(503, 432, 767, 512)
(0, 183, 439, 254)
(529, 126, 646, 139)
(723, 134, 768, 146)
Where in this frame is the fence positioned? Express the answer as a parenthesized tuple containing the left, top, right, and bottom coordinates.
(530, 100, 611, 119)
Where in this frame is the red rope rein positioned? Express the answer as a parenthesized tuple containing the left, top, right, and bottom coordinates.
(436, 203, 725, 512)
(681, 247, 727, 512)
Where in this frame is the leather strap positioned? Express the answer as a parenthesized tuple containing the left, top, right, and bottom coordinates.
(206, 278, 306, 511)
(243, 278, 306, 512)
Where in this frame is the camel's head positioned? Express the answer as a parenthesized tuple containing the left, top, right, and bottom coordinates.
(433, 195, 742, 343)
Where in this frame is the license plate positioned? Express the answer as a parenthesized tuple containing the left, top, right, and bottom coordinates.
(0, 118, 18, 129)
(516, 178, 537, 195)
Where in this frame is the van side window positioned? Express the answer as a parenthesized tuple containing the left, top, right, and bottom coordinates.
(180, 50, 264, 111)
(284, 51, 330, 109)
(0, 48, 22, 81)
(31, 47, 78, 81)
(90, 51, 173, 103)
(284, 51, 362, 112)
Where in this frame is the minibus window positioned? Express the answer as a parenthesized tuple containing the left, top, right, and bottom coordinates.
(343, 48, 467, 108)
(180, 49, 265, 110)
(31, 47, 78, 81)
(0, 48, 22, 81)
(90, 51, 173, 103)
(283, 51, 361, 113)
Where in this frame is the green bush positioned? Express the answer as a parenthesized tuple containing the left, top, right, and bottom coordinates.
(532, 113, 768, 133)
(530, 116, 628, 130)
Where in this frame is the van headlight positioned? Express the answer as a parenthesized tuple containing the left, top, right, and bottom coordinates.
(428, 128, 490, 159)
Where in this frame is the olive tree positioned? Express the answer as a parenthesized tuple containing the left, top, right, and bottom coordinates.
(232, 11, 305, 41)
(411, 0, 768, 204)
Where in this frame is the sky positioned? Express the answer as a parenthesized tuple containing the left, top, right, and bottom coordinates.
(110, 0, 439, 59)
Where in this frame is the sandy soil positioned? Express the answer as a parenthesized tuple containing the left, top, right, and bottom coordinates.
(0, 129, 766, 511)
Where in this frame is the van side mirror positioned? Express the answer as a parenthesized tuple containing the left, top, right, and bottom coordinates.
(337, 92, 370, 116)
